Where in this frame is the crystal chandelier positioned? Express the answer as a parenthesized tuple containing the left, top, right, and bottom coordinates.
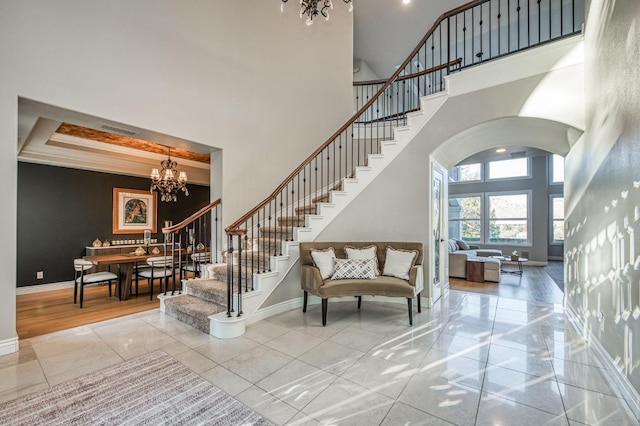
(281, 0, 353, 26)
(150, 147, 189, 202)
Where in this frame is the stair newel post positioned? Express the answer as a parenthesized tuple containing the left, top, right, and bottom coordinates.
(276, 195, 282, 256)
(226, 233, 234, 317)
(163, 230, 170, 295)
(173, 231, 179, 294)
(214, 207, 219, 263)
(236, 233, 244, 317)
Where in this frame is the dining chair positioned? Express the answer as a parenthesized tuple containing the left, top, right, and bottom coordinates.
(73, 259, 119, 308)
(181, 252, 211, 278)
(136, 256, 174, 300)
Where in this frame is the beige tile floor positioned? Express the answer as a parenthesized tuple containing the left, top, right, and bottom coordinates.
(1, 290, 638, 425)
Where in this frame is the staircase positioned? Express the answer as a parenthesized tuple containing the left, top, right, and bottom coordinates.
(162, 188, 341, 335)
(161, 0, 583, 338)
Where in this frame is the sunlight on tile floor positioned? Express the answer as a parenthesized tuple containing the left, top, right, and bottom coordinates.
(1, 290, 638, 425)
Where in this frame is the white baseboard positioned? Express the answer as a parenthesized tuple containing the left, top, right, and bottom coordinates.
(247, 298, 304, 325)
(16, 281, 74, 295)
(0, 337, 19, 356)
(565, 304, 640, 421)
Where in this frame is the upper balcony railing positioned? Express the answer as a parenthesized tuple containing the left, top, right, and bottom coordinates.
(354, 0, 583, 122)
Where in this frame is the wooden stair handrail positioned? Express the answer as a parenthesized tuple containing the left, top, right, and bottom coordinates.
(163, 198, 222, 234)
(353, 58, 463, 86)
(226, 0, 484, 233)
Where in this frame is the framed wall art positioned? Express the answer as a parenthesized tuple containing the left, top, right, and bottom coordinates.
(112, 188, 157, 234)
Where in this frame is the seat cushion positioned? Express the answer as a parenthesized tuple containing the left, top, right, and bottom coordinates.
(137, 268, 174, 278)
(76, 271, 118, 284)
(318, 276, 414, 298)
(475, 249, 503, 257)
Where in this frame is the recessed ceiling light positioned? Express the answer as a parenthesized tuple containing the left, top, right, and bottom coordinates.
(496, 148, 506, 153)
(403, 0, 411, 4)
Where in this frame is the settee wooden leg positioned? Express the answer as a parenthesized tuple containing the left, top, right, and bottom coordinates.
(322, 299, 328, 326)
(407, 298, 413, 326)
(417, 292, 421, 312)
(357, 296, 362, 309)
(303, 291, 308, 313)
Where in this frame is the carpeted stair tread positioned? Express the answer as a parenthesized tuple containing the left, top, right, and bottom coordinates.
(311, 193, 331, 203)
(164, 295, 226, 334)
(210, 264, 262, 285)
(277, 215, 306, 226)
(186, 278, 228, 306)
(295, 204, 317, 214)
(259, 225, 294, 238)
(311, 182, 344, 203)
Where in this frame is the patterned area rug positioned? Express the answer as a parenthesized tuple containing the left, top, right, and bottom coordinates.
(0, 350, 272, 425)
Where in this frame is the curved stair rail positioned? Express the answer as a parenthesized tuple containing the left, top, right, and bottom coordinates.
(224, 0, 583, 317)
(354, 0, 584, 116)
(160, 199, 222, 295)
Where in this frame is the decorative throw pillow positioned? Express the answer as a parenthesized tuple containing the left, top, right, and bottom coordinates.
(331, 258, 377, 280)
(344, 245, 380, 275)
(310, 247, 336, 279)
(455, 239, 470, 250)
(383, 246, 418, 280)
(448, 239, 458, 253)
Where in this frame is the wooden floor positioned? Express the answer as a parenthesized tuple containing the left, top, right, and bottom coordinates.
(16, 280, 164, 339)
(449, 264, 564, 304)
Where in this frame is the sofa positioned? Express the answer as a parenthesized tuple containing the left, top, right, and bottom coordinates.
(448, 239, 502, 281)
(299, 241, 423, 326)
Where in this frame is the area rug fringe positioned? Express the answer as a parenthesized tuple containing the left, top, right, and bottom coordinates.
(0, 350, 272, 426)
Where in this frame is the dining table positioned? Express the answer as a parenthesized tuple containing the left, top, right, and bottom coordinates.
(83, 251, 182, 300)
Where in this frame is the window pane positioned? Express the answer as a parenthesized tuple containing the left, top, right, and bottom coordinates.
(489, 219, 528, 243)
(488, 158, 528, 179)
(461, 221, 481, 242)
(553, 220, 565, 241)
(489, 194, 528, 218)
(552, 196, 564, 242)
(449, 164, 481, 182)
(552, 154, 564, 183)
(449, 196, 481, 242)
(552, 197, 564, 220)
(450, 196, 481, 219)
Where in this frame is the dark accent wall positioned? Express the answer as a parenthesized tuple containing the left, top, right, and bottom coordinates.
(17, 162, 210, 287)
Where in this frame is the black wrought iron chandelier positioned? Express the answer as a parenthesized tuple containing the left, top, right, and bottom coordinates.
(150, 147, 189, 202)
(281, 0, 353, 26)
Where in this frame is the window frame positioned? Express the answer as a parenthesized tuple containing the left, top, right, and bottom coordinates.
(550, 194, 565, 244)
(549, 154, 565, 185)
(448, 163, 484, 185)
(485, 190, 532, 246)
(448, 190, 532, 246)
(486, 157, 532, 182)
(448, 193, 483, 243)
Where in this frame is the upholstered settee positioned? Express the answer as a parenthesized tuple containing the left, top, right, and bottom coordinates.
(299, 241, 423, 326)
(448, 239, 502, 279)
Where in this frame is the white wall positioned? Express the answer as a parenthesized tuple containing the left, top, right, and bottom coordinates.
(0, 0, 352, 349)
(564, 0, 640, 412)
(353, 59, 379, 82)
